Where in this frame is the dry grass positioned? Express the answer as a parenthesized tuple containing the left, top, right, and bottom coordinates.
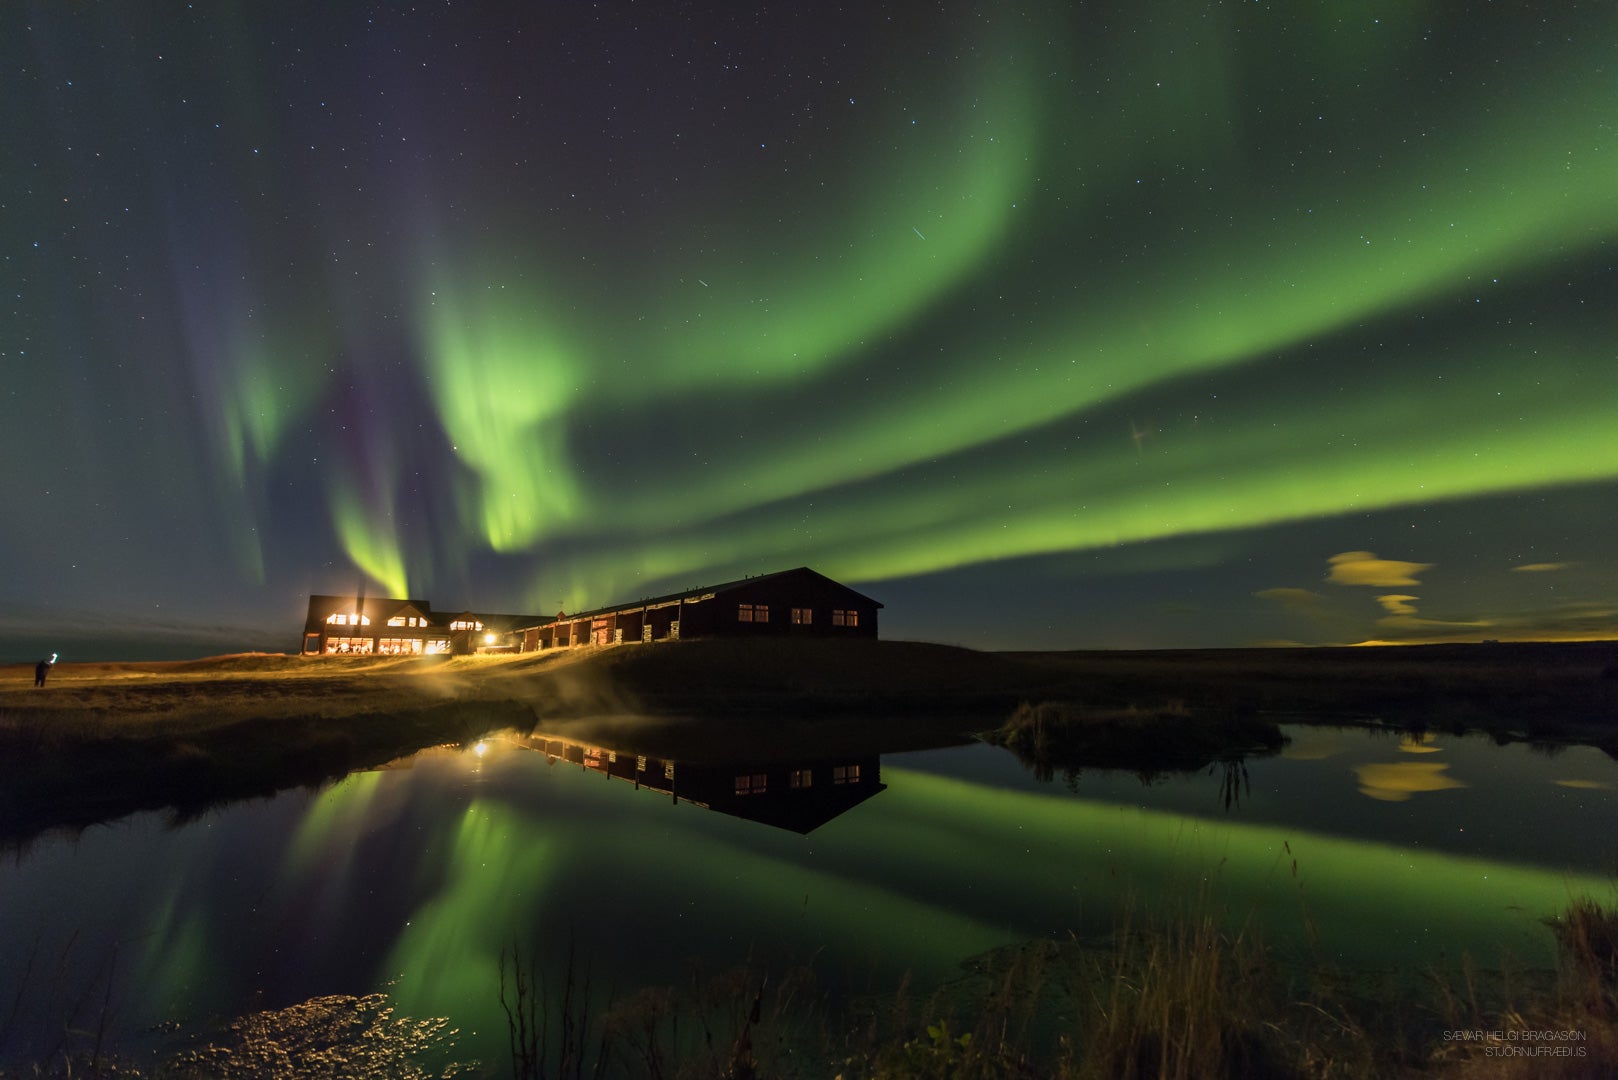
(4, 638, 1615, 848)
(986, 700, 1286, 782)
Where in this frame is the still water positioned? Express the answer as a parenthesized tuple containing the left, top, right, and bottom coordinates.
(3, 723, 1616, 1069)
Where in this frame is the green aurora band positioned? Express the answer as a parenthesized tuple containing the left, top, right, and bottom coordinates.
(174, 4, 1616, 612)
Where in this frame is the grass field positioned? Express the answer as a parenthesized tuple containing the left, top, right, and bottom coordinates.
(2, 638, 1615, 846)
(3, 640, 1617, 1076)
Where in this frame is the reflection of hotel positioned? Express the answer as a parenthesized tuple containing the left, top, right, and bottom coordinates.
(301, 567, 882, 656)
(511, 733, 886, 834)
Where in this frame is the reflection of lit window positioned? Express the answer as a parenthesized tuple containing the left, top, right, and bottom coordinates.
(832, 609, 858, 628)
(790, 768, 812, 789)
(791, 608, 812, 625)
(833, 764, 861, 785)
(734, 773, 768, 796)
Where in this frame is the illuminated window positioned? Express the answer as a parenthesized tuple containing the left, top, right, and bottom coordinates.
(790, 768, 812, 789)
(738, 604, 754, 622)
(734, 773, 768, 796)
(832, 609, 858, 628)
(833, 764, 861, 785)
(664, 761, 676, 781)
(791, 608, 812, 625)
(387, 616, 406, 627)
(449, 619, 484, 631)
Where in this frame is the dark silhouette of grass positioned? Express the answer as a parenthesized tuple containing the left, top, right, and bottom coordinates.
(5, 893, 1615, 1077)
(984, 700, 1287, 784)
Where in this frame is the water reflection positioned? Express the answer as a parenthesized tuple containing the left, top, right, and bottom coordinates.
(4, 721, 1618, 1074)
(1353, 760, 1468, 802)
(504, 732, 885, 834)
(1397, 732, 1445, 754)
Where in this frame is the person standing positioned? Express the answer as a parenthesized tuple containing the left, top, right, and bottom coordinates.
(34, 657, 51, 687)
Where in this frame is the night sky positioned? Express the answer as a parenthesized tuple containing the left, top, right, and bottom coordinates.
(3, 2, 1615, 657)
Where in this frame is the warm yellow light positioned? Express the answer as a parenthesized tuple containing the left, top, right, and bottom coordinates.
(474, 741, 488, 757)
(484, 632, 497, 644)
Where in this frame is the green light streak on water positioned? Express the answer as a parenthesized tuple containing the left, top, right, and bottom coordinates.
(384, 800, 558, 1015)
(367, 748, 1607, 1042)
(284, 770, 385, 880)
(868, 769, 1607, 967)
(131, 876, 229, 1020)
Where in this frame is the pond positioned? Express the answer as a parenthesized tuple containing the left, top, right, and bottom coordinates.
(3, 721, 1616, 1073)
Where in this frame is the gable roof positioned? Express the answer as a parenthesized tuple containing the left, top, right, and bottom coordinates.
(305, 594, 432, 630)
(306, 595, 543, 632)
(524, 566, 883, 628)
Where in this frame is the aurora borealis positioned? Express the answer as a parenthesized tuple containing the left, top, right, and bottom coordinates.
(4, 2, 1616, 653)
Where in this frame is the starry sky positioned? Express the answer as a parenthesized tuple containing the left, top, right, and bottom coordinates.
(3, 2, 1615, 658)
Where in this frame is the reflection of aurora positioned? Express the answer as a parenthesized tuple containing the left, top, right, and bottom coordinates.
(13, 4, 1612, 645)
(3, 737, 1616, 1066)
(303, 749, 1607, 1036)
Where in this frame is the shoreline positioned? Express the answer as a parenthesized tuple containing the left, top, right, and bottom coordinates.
(2, 638, 1615, 845)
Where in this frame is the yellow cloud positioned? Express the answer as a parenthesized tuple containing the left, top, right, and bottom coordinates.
(1375, 594, 1420, 615)
(1375, 614, 1493, 632)
(1511, 562, 1577, 573)
(1254, 587, 1326, 611)
(1326, 551, 1433, 587)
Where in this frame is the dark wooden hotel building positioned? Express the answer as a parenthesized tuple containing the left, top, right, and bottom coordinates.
(301, 566, 881, 655)
(516, 566, 882, 650)
(299, 596, 541, 656)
